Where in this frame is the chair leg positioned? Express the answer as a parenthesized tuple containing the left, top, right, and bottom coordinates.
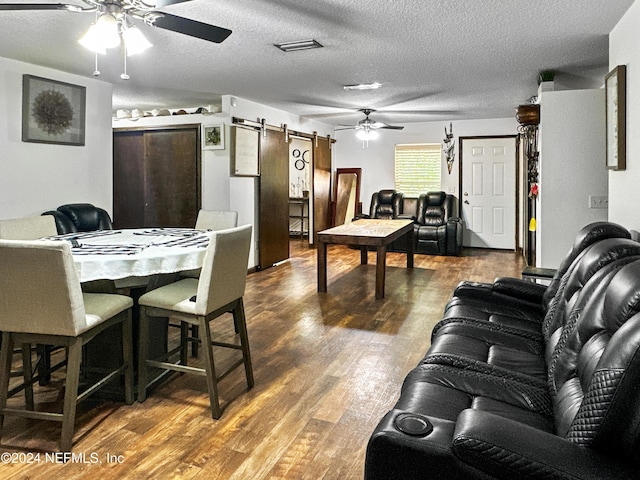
(137, 308, 150, 403)
(121, 311, 134, 405)
(190, 325, 199, 358)
(20, 343, 34, 411)
(37, 345, 51, 386)
(60, 338, 82, 452)
(0, 333, 15, 440)
(234, 299, 254, 389)
(199, 316, 222, 419)
(180, 322, 189, 366)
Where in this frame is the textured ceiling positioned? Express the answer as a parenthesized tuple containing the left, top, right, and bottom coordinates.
(0, 0, 634, 127)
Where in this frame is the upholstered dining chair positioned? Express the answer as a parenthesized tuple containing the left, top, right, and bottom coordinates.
(183, 209, 239, 356)
(0, 240, 134, 452)
(0, 215, 57, 240)
(0, 215, 60, 385)
(195, 209, 238, 231)
(183, 210, 239, 279)
(137, 224, 253, 419)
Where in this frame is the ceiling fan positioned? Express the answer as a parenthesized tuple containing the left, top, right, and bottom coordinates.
(335, 108, 404, 141)
(0, 0, 231, 77)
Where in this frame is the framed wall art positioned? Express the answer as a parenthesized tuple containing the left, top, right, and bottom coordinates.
(230, 126, 260, 176)
(22, 74, 86, 146)
(605, 65, 626, 171)
(202, 124, 225, 150)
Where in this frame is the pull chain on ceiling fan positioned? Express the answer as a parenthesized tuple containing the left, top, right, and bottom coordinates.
(0, 0, 232, 79)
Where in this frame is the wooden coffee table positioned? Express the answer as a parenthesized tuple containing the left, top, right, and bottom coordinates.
(317, 219, 414, 299)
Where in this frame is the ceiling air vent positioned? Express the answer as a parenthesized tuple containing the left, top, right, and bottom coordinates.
(274, 39, 323, 52)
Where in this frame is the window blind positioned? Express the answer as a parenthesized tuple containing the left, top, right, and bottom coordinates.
(394, 143, 442, 196)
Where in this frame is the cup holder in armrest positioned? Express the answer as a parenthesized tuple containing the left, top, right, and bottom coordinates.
(394, 413, 433, 437)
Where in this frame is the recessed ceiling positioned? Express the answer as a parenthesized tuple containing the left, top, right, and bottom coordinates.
(0, 0, 633, 127)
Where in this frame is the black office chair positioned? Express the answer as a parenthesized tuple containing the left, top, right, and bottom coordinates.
(43, 203, 113, 234)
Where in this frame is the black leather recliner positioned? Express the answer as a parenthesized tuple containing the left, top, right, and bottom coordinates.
(414, 191, 463, 255)
(43, 203, 113, 234)
(365, 223, 640, 480)
(368, 190, 404, 219)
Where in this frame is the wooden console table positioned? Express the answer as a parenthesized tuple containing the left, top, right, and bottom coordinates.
(317, 219, 414, 299)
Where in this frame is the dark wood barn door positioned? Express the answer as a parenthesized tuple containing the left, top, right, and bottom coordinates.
(258, 128, 290, 269)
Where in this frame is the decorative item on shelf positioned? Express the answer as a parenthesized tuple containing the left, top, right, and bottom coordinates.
(529, 182, 539, 199)
(516, 103, 540, 125)
(538, 70, 555, 85)
(443, 122, 455, 174)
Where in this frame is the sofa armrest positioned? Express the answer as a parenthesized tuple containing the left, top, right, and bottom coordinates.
(446, 217, 463, 255)
(452, 410, 638, 480)
(452, 281, 544, 312)
(492, 277, 547, 303)
(397, 214, 417, 221)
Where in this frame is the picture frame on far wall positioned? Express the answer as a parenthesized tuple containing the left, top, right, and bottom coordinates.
(202, 124, 225, 150)
(22, 74, 86, 146)
(605, 65, 626, 171)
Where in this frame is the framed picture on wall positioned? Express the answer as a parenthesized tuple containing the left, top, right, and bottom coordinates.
(202, 124, 225, 150)
(22, 74, 86, 146)
(605, 65, 626, 171)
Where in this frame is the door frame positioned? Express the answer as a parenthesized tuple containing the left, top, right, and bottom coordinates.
(457, 135, 520, 250)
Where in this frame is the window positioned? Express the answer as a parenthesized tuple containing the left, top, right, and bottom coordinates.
(394, 143, 441, 196)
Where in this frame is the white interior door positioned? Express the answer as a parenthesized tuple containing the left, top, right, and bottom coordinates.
(461, 137, 516, 249)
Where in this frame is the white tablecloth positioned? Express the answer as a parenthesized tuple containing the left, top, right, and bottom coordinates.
(47, 228, 211, 283)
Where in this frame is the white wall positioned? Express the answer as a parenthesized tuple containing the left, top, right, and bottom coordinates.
(0, 56, 113, 220)
(536, 89, 608, 268)
(333, 117, 519, 213)
(609, 1, 640, 230)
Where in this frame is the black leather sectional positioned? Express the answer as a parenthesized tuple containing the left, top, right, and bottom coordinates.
(365, 222, 640, 479)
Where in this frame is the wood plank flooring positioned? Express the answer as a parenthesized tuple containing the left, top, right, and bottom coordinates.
(0, 241, 524, 479)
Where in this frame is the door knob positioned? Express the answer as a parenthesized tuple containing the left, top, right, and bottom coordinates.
(464, 192, 469, 196)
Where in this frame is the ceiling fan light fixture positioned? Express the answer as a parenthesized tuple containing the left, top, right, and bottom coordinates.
(78, 14, 120, 53)
(78, 24, 107, 54)
(122, 26, 153, 56)
(356, 129, 379, 141)
(343, 82, 382, 91)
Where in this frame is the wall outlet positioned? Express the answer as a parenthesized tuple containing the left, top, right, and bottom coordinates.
(589, 195, 608, 209)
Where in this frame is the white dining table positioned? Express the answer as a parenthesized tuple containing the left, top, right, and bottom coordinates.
(45, 228, 212, 283)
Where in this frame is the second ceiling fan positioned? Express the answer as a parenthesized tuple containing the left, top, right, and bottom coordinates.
(335, 108, 404, 141)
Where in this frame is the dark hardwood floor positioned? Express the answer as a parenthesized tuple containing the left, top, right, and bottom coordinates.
(0, 240, 524, 479)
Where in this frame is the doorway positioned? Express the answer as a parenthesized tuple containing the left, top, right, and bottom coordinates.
(459, 136, 517, 249)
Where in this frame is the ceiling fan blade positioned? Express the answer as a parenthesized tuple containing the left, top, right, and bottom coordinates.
(154, 0, 194, 7)
(380, 125, 405, 130)
(0, 3, 74, 10)
(150, 12, 232, 43)
(334, 126, 357, 131)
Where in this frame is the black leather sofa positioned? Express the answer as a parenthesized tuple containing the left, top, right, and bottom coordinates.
(365, 222, 640, 479)
(43, 203, 113, 234)
(364, 190, 464, 255)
